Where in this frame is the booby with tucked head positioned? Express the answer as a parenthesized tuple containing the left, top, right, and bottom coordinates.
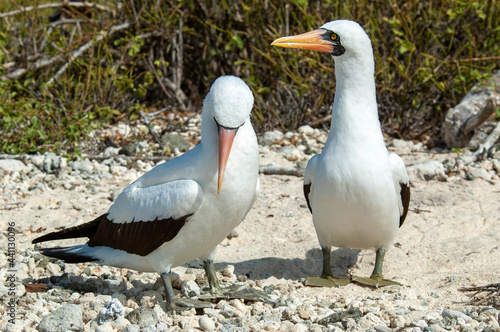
(33, 75, 263, 309)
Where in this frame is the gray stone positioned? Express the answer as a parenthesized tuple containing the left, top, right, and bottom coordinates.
(292, 323, 308, 332)
(99, 298, 125, 324)
(259, 130, 284, 145)
(199, 316, 216, 331)
(407, 161, 447, 181)
(279, 146, 304, 161)
(121, 325, 140, 332)
(374, 326, 393, 332)
(103, 146, 120, 157)
(72, 159, 94, 173)
(181, 280, 201, 297)
(0, 159, 28, 173)
(391, 139, 424, 153)
(298, 125, 315, 136)
(467, 168, 493, 181)
(118, 144, 137, 156)
(317, 308, 363, 327)
(30, 155, 45, 169)
(162, 133, 191, 153)
(43, 153, 61, 173)
(37, 304, 84, 332)
(442, 309, 473, 323)
(126, 306, 158, 328)
(443, 71, 500, 148)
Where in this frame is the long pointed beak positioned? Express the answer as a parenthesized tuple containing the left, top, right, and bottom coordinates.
(217, 126, 238, 195)
(271, 29, 333, 53)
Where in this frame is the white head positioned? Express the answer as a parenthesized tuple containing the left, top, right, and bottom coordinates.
(202, 76, 254, 194)
(204, 75, 254, 129)
(271, 19, 372, 59)
(320, 20, 372, 57)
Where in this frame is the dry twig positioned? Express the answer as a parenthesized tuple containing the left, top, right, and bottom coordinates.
(259, 164, 304, 177)
(139, 110, 165, 152)
(461, 99, 496, 137)
(46, 22, 130, 85)
(474, 121, 500, 161)
(0, 2, 115, 19)
(460, 283, 500, 308)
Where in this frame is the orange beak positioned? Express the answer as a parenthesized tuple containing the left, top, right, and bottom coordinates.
(271, 29, 333, 53)
(217, 126, 237, 195)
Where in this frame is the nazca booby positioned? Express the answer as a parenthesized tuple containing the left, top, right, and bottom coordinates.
(272, 20, 410, 287)
(33, 75, 263, 309)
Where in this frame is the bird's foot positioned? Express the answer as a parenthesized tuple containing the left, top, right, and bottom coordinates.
(199, 284, 271, 303)
(351, 275, 402, 288)
(305, 276, 351, 288)
(165, 298, 213, 312)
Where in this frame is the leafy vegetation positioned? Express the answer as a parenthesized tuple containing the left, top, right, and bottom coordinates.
(0, 0, 498, 154)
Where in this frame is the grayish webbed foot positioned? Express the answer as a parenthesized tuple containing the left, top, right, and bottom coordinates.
(166, 298, 213, 312)
(350, 248, 402, 288)
(199, 283, 271, 303)
(305, 246, 351, 287)
(305, 276, 351, 287)
(351, 275, 402, 288)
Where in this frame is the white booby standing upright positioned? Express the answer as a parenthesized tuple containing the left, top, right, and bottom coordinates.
(33, 75, 263, 309)
(272, 20, 410, 287)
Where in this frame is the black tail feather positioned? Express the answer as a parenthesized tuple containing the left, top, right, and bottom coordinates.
(32, 215, 104, 244)
(39, 247, 99, 264)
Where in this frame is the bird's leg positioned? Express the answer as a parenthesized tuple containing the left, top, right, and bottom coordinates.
(351, 248, 402, 287)
(320, 245, 333, 278)
(305, 246, 350, 287)
(161, 271, 212, 312)
(203, 259, 223, 296)
(198, 259, 270, 303)
(371, 248, 385, 280)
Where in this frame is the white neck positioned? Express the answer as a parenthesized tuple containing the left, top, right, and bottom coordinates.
(324, 50, 385, 150)
(200, 107, 217, 152)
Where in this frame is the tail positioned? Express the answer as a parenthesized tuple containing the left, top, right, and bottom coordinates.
(33, 215, 105, 263)
(32, 215, 103, 244)
(38, 245, 99, 263)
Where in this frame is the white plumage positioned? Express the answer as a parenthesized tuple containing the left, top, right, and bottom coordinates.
(33, 75, 261, 309)
(273, 20, 410, 287)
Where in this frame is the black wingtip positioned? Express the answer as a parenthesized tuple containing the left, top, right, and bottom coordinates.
(38, 247, 99, 264)
(32, 215, 103, 244)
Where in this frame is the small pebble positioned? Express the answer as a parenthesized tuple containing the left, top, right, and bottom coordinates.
(199, 316, 216, 331)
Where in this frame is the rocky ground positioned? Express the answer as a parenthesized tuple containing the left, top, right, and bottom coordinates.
(1, 116, 500, 331)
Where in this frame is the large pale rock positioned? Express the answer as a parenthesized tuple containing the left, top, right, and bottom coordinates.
(407, 161, 447, 181)
(443, 71, 500, 148)
(37, 304, 84, 332)
(0, 159, 28, 173)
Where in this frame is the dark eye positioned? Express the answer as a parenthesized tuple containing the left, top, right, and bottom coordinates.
(330, 33, 338, 41)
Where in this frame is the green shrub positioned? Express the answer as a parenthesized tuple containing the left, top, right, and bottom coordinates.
(0, 0, 498, 154)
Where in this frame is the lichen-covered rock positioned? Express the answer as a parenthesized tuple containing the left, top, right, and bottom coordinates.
(37, 304, 84, 332)
(125, 306, 158, 328)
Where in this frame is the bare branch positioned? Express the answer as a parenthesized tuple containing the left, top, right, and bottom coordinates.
(474, 121, 500, 161)
(139, 110, 165, 152)
(147, 52, 189, 112)
(259, 164, 304, 177)
(0, 2, 115, 19)
(46, 22, 130, 85)
(1, 21, 130, 81)
(462, 99, 496, 135)
(1, 56, 64, 80)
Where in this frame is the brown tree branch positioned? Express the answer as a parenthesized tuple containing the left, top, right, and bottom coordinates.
(0, 2, 115, 19)
(46, 22, 130, 85)
(461, 99, 496, 135)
